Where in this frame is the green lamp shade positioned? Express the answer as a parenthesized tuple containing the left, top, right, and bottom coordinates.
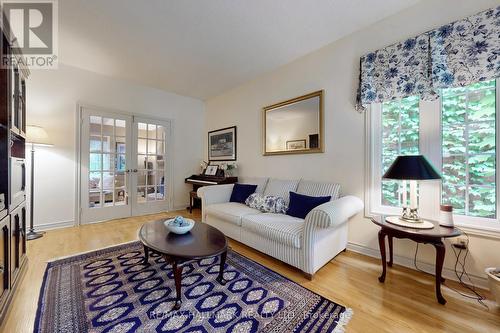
(383, 155, 441, 180)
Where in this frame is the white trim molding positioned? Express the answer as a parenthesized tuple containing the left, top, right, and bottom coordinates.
(36, 220, 75, 231)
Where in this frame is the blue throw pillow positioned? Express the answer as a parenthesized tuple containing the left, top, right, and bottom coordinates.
(287, 191, 331, 219)
(230, 183, 258, 203)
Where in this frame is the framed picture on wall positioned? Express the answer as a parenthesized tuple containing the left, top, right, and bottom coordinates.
(208, 126, 237, 161)
(286, 139, 306, 150)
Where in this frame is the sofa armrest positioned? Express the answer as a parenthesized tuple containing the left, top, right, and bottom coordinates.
(305, 195, 364, 228)
(197, 184, 234, 206)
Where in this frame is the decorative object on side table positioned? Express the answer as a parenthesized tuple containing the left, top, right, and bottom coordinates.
(371, 215, 461, 304)
(26, 125, 53, 240)
(383, 155, 441, 228)
(439, 204, 454, 227)
(165, 216, 194, 234)
(208, 126, 237, 161)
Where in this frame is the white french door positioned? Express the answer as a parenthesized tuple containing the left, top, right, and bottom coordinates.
(130, 117, 170, 216)
(79, 107, 171, 224)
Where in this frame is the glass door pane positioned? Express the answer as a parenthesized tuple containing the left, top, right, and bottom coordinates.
(88, 117, 129, 208)
(131, 118, 170, 216)
(81, 108, 133, 224)
(136, 121, 167, 203)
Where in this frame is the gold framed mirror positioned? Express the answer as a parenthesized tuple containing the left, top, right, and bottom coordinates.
(263, 90, 324, 156)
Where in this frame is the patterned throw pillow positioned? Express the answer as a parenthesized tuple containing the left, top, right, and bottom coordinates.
(245, 193, 263, 209)
(245, 193, 288, 214)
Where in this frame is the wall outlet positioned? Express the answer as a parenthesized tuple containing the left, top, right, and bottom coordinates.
(452, 235, 468, 249)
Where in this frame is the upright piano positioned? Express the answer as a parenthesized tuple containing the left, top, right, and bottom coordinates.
(185, 174, 238, 212)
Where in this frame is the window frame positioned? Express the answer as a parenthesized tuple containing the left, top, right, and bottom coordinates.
(366, 79, 500, 234)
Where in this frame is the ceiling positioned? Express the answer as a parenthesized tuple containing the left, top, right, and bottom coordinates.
(58, 0, 420, 100)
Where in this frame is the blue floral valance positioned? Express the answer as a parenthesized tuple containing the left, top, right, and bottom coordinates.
(356, 5, 500, 112)
(357, 34, 434, 110)
(430, 6, 500, 89)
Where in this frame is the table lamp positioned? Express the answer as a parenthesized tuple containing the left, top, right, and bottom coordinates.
(26, 125, 53, 240)
(383, 155, 441, 223)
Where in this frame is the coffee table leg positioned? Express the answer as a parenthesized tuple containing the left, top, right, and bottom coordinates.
(143, 245, 149, 264)
(216, 250, 227, 285)
(172, 260, 183, 310)
(434, 241, 446, 305)
(378, 230, 387, 283)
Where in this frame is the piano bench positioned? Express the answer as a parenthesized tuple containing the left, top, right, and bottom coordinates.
(189, 191, 199, 213)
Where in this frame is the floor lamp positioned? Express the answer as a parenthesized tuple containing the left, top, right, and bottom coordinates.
(26, 125, 53, 240)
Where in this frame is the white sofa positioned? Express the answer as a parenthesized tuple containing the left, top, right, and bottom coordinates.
(197, 177, 363, 279)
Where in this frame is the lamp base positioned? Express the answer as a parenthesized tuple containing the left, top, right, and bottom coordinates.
(400, 216, 423, 223)
(27, 229, 45, 241)
(386, 216, 434, 229)
(401, 207, 421, 222)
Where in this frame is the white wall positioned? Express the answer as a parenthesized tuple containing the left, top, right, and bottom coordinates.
(205, 0, 500, 285)
(27, 64, 204, 229)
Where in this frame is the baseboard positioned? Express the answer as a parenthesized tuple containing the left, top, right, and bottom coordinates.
(35, 220, 75, 231)
(173, 203, 190, 211)
(346, 241, 489, 290)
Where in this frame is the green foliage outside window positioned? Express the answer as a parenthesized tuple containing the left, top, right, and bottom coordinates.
(380, 80, 497, 218)
(441, 80, 496, 218)
(381, 96, 420, 207)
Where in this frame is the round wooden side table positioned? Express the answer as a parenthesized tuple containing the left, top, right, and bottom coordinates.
(371, 215, 461, 304)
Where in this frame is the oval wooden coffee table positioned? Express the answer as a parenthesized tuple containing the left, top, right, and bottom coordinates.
(139, 220, 228, 310)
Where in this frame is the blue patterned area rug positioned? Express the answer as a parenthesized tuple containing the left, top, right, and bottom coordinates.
(34, 241, 352, 333)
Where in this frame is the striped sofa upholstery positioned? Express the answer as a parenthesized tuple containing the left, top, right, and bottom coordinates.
(198, 178, 363, 278)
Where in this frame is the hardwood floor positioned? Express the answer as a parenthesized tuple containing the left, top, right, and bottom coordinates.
(1, 209, 499, 332)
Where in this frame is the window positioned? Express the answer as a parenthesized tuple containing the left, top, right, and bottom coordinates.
(368, 79, 499, 232)
(441, 80, 496, 218)
(381, 96, 419, 207)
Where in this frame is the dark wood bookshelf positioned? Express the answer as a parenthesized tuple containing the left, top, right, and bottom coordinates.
(0, 17, 28, 323)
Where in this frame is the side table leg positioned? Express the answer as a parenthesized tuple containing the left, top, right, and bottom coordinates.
(388, 235, 394, 267)
(434, 241, 446, 305)
(172, 260, 184, 310)
(378, 230, 387, 283)
(143, 245, 149, 264)
(217, 250, 227, 285)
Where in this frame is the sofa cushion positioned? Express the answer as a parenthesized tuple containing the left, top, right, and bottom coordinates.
(230, 183, 258, 203)
(242, 213, 304, 249)
(205, 202, 261, 226)
(245, 193, 288, 214)
(237, 176, 269, 194)
(287, 191, 331, 219)
(263, 178, 300, 204)
(297, 180, 341, 200)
